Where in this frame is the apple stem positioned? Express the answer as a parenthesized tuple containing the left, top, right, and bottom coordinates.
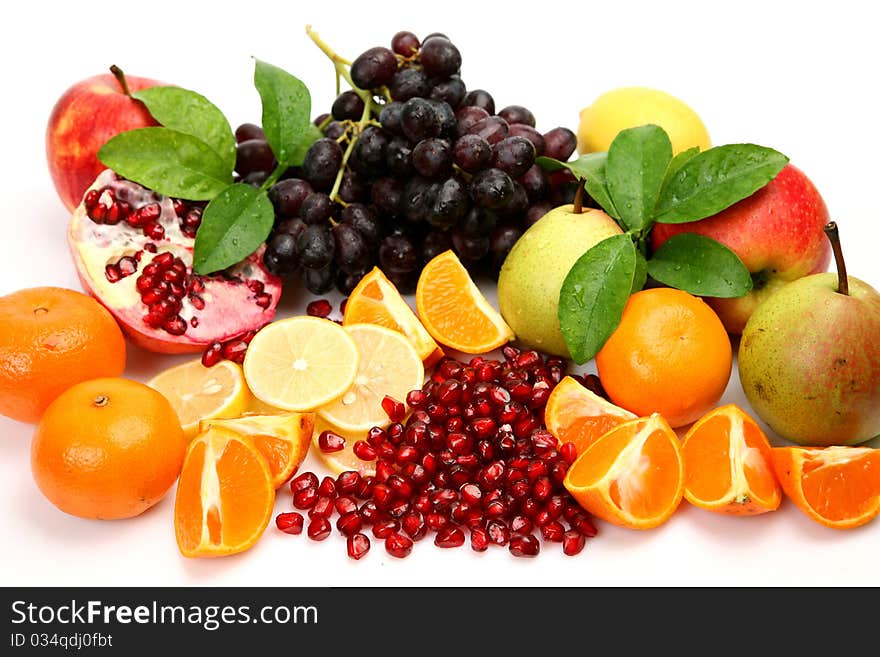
(573, 179, 585, 214)
(824, 221, 849, 296)
(109, 65, 132, 97)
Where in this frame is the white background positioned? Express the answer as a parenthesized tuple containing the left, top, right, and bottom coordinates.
(1, 0, 878, 587)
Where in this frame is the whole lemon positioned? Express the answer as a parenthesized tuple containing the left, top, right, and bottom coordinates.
(578, 87, 711, 155)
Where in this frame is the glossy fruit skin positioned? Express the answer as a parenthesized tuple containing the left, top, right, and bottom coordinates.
(31, 377, 186, 519)
(652, 164, 831, 334)
(738, 273, 880, 445)
(46, 71, 162, 211)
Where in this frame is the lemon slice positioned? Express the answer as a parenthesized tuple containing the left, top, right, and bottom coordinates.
(318, 323, 424, 433)
(200, 412, 315, 488)
(242, 316, 359, 412)
(147, 359, 249, 438)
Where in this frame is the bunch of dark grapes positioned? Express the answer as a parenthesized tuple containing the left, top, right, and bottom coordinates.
(235, 31, 580, 295)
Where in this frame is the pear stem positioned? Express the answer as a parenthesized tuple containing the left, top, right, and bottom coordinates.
(109, 65, 132, 97)
(573, 179, 585, 214)
(824, 221, 849, 296)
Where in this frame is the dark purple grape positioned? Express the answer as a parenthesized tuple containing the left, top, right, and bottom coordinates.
(470, 168, 515, 210)
(296, 224, 335, 269)
(496, 182, 529, 218)
(299, 192, 333, 225)
(235, 139, 275, 177)
(324, 121, 346, 140)
(461, 89, 495, 115)
(303, 262, 336, 294)
(264, 232, 299, 275)
(276, 217, 306, 240)
(428, 99, 457, 139)
(390, 67, 430, 102)
(391, 31, 420, 57)
(452, 228, 490, 262)
(401, 177, 437, 224)
(489, 224, 524, 274)
(518, 165, 549, 202)
(550, 180, 580, 207)
(455, 106, 490, 136)
(385, 269, 418, 295)
(303, 138, 343, 191)
(337, 267, 371, 295)
(242, 170, 270, 187)
(371, 177, 404, 218)
(429, 75, 466, 108)
(401, 98, 441, 142)
(420, 37, 461, 78)
(422, 230, 453, 264)
(525, 202, 553, 228)
(492, 136, 536, 178)
(459, 206, 497, 237)
(428, 177, 469, 229)
(498, 105, 536, 128)
(269, 178, 313, 219)
(379, 234, 420, 274)
(412, 138, 453, 179)
(341, 204, 382, 244)
(379, 102, 405, 136)
(338, 171, 369, 203)
(332, 90, 366, 121)
(543, 127, 578, 161)
(453, 134, 492, 172)
(508, 124, 545, 156)
(351, 46, 398, 89)
(467, 116, 509, 145)
(385, 137, 414, 177)
(235, 123, 264, 143)
(333, 223, 372, 273)
(349, 126, 389, 177)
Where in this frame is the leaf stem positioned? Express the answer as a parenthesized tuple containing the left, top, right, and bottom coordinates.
(824, 221, 849, 296)
(261, 162, 288, 191)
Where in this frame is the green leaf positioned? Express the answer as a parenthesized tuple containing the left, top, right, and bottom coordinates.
(98, 127, 232, 200)
(558, 234, 636, 364)
(655, 144, 789, 224)
(663, 146, 700, 187)
(536, 154, 619, 219)
(287, 123, 322, 167)
(132, 86, 236, 173)
(647, 233, 753, 297)
(253, 59, 311, 167)
(192, 184, 275, 275)
(606, 125, 672, 232)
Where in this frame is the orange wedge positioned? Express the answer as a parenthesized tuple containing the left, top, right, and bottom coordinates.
(199, 412, 315, 488)
(564, 413, 684, 530)
(344, 266, 443, 367)
(681, 404, 781, 515)
(311, 416, 376, 477)
(415, 250, 514, 354)
(544, 376, 637, 456)
(770, 446, 880, 529)
(174, 426, 275, 558)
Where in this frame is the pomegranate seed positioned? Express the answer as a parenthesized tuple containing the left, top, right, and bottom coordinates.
(105, 264, 122, 283)
(190, 294, 206, 310)
(395, 445, 419, 465)
(560, 442, 578, 464)
(385, 532, 414, 558)
(255, 292, 273, 309)
(275, 512, 304, 535)
(387, 474, 413, 499)
(356, 476, 376, 500)
(353, 440, 377, 462)
(221, 339, 248, 363)
(291, 472, 318, 492)
(486, 519, 510, 546)
(532, 476, 553, 502)
(145, 222, 165, 240)
(306, 298, 332, 317)
(317, 476, 337, 498)
(318, 430, 345, 453)
(118, 256, 138, 276)
(293, 487, 318, 510)
(372, 519, 400, 539)
(485, 499, 508, 518)
(135, 275, 154, 293)
(367, 427, 388, 447)
(563, 530, 586, 556)
(434, 525, 465, 548)
(307, 517, 332, 541)
(309, 495, 334, 519)
(447, 432, 473, 455)
(162, 267, 183, 283)
(375, 460, 395, 483)
(336, 471, 361, 495)
(163, 315, 187, 336)
(334, 496, 357, 516)
(84, 189, 100, 209)
(401, 511, 427, 540)
(480, 461, 505, 488)
(460, 483, 482, 505)
(201, 342, 223, 367)
(470, 527, 490, 552)
(406, 389, 428, 407)
(510, 515, 533, 535)
(509, 534, 540, 558)
(347, 533, 371, 560)
(381, 395, 406, 422)
(550, 460, 568, 484)
(541, 520, 565, 542)
(425, 512, 449, 532)
(358, 500, 381, 524)
(336, 511, 363, 537)
(572, 513, 598, 537)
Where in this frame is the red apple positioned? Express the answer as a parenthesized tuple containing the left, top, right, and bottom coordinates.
(651, 163, 831, 334)
(46, 66, 163, 212)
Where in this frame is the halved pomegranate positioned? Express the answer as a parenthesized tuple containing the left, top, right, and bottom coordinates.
(68, 169, 281, 353)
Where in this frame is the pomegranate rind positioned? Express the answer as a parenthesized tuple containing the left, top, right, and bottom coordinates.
(67, 169, 281, 354)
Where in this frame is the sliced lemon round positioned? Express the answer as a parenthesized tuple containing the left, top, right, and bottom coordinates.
(318, 323, 424, 433)
(147, 358, 249, 438)
(242, 316, 359, 412)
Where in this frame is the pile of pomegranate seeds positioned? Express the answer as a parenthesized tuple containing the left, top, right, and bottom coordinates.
(275, 346, 598, 560)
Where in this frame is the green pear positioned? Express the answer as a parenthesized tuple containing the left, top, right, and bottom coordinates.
(497, 204, 622, 357)
(738, 223, 880, 445)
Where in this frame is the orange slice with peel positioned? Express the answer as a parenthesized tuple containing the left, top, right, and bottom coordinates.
(344, 266, 443, 367)
(544, 376, 637, 456)
(199, 412, 315, 488)
(681, 404, 781, 515)
(415, 250, 514, 354)
(564, 413, 685, 530)
(174, 426, 275, 558)
(770, 446, 880, 529)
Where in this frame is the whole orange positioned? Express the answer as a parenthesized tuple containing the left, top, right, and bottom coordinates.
(31, 377, 186, 520)
(595, 288, 732, 428)
(0, 287, 126, 423)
